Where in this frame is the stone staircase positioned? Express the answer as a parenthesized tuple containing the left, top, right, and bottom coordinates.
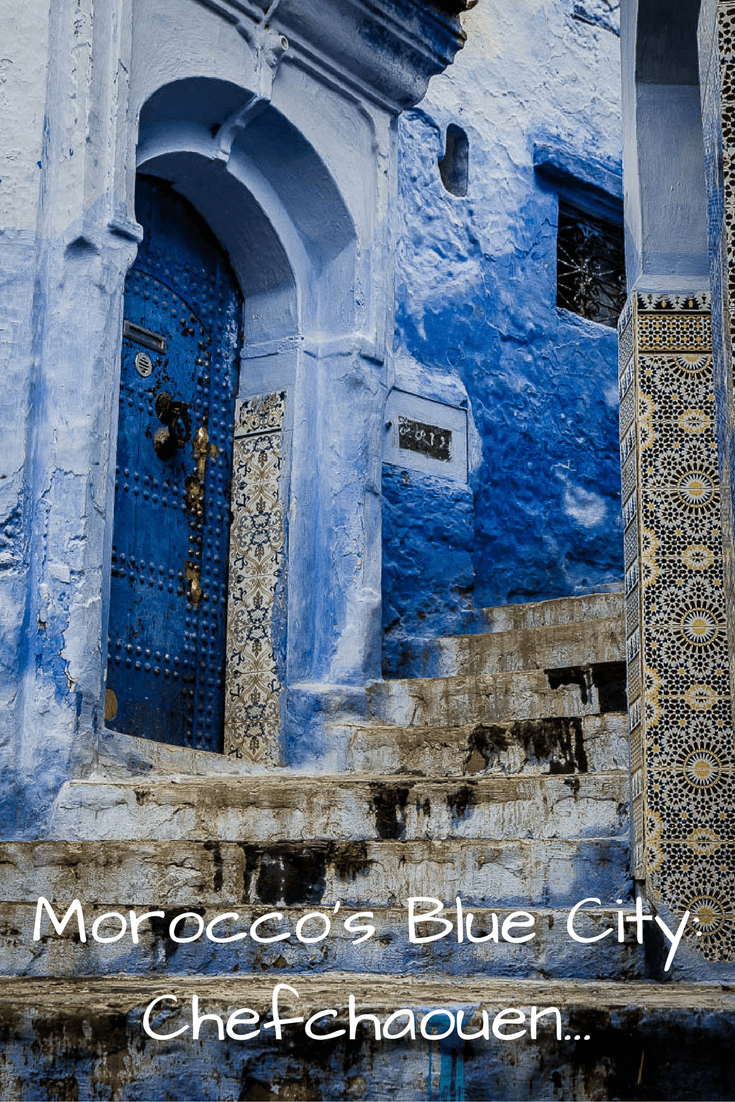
(1, 591, 734, 1100)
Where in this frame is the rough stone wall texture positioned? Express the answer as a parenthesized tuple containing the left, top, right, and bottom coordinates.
(384, 0, 624, 661)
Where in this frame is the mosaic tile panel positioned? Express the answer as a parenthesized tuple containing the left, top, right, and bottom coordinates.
(224, 392, 286, 764)
(701, 1, 735, 722)
(619, 291, 735, 960)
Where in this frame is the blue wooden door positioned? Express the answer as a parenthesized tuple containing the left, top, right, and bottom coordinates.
(105, 177, 241, 752)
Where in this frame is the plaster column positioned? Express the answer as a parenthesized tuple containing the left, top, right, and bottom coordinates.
(7, 0, 139, 826)
(0, 2, 54, 830)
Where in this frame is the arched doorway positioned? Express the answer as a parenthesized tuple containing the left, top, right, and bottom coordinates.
(104, 176, 242, 752)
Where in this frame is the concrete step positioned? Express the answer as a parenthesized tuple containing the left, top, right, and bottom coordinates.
(340, 713, 629, 776)
(48, 773, 629, 842)
(367, 662, 627, 727)
(0, 902, 646, 981)
(462, 589, 624, 634)
(403, 618, 623, 679)
(0, 975, 732, 1101)
(0, 837, 631, 908)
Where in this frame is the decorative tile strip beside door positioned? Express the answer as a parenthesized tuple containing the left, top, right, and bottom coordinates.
(619, 291, 735, 960)
(224, 391, 286, 764)
(700, 0, 735, 710)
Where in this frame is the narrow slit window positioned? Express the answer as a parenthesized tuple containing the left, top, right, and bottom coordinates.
(556, 199, 625, 327)
(439, 124, 469, 197)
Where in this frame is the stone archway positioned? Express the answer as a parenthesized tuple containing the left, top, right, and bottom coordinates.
(8, 0, 468, 823)
(107, 73, 365, 766)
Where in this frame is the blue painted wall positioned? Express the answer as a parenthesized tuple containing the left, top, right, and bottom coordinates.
(382, 467, 474, 674)
(383, 1, 625, 662)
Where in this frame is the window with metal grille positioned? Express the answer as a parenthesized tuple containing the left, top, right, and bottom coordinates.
(556, 199, 625, 327)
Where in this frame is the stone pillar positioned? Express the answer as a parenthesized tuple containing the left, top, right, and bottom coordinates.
(619, 289, 735, 960)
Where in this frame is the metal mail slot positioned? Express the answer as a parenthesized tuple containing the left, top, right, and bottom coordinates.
(123, 319, 168, 353)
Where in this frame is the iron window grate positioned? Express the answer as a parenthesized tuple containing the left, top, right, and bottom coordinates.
(556, 199, 625, 328)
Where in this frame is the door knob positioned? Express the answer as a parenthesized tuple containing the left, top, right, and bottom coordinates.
(153, 391, 191, 459)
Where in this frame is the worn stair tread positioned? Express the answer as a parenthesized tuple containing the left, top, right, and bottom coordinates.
(338, 713, 628, 775)
(367, 663, 627, 726)
(0, 838, 631, 908)
(369, 666, 626, 704)
(440, 617, 624, 645)
(404, 618, 624, 678)
(463, 590, 624, 634)
(48, 773, 629, 843)
(0, 901, 647, 981)
(0, 973, 731, 1011)
(3, 974, 731, 1102)
(340, 713, 629, 735)
(54, 771, 629, 794)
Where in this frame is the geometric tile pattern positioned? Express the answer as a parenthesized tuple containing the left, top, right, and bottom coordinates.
(223, 392, 286, 765)
(700, 0, 735, 716)
(619, 291, 735, 960)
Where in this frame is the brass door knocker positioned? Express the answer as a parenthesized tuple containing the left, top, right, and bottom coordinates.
(153, 391, 191, 459)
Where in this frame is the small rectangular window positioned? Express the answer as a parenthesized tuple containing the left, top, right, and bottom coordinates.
(556, 199, 625, 328)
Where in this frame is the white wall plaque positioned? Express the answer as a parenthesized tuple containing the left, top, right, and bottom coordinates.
(383, 389, 468, 483)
